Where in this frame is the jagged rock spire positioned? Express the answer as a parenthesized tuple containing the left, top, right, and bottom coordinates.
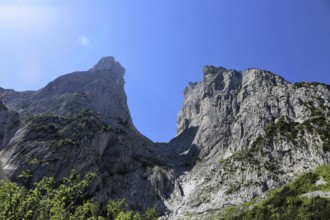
(89, 56, 125, 76)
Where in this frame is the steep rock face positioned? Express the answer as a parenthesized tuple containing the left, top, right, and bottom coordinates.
(0, 101, 20, 151)
(0, 165, 5, 179)
(164, 67, 330, 218)
(0, 101, 20, 180)
(0, 57, 168, 213)
(1, 58, 330, 219)
(0, 57, 129, 130)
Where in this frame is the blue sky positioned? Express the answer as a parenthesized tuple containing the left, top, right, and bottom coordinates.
(0, 0, 330, 142)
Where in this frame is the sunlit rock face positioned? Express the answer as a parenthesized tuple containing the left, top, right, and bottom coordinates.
(164, 67, 330, 218)
(1, 57, 330, 219)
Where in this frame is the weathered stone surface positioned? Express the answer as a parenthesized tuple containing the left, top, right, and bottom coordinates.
(163, 67, 330, 218)
(0, 57, 166, 213)
(0, 101, 20, 180)
(89, 56, 125, 75)
(0, 101, 20, 151)
(301, 191, 330, 199)
(0, 57, 129, 130)
(1, 59, 330, 219)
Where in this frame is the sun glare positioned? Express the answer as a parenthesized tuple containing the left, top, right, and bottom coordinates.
(79, 35, 90, 46)
(0, 3, 59, 31)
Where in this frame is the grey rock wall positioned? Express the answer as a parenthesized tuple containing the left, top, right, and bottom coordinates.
(0, 58, 330, 219)
(163, 67, 330, 218)
(0, 57, 166, 213)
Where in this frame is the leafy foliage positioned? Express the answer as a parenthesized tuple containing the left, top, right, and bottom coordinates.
(220, 164, 330, 220)
(26, 110, 112, 149)
(0, 170, 158, 220)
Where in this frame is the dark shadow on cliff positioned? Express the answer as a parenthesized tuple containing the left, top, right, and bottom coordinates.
(137, 126, 200, 212)
(167, 126, 200, 169)
(106, 126, 200, 215)
(99, 127, 174, 215)
(147, 126, 200, 170)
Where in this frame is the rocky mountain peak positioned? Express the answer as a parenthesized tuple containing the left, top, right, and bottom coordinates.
(202, 65, 227, 75)
(0, 56, 132, 130)
(89, 56, 125, 76)
(1, 58, 330, 219)
(177, 67, 292, 138)
(169, 66, 330, 217)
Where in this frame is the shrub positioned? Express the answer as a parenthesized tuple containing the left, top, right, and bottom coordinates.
(0, 171, 157, 219)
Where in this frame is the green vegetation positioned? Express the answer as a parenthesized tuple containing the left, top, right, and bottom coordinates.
(294, 81, 330, 90)
(293, 82, 308, 89)
(235, 113, 330, 165)
(220, 164, 330, 220)
(265, 117, 300, 143)
(305, 120, 330, 152)
(220, 109, 330, 196)
(233, 117, 301, 162)
(295, 102, 330, 152)
(17, 170, 32, 179)
(53, 137, 75, 150)
(228, 117, 299, 173)
(28, 157, 40, 165)
(25, 110, 112, 152)
(0, 170, 158, 220)
(29, 113, 57, 121)
(225, 182, 241, 195)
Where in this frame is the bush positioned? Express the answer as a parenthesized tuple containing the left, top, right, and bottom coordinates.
(144, 207, 158, 220)
(0, 171, 157, 220)
(221, 165, 330, 220)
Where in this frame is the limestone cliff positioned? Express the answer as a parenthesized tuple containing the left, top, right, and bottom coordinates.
(0, 57, 167, 213)
(164, 66, 330, 218)
(0, 58, 330, 219)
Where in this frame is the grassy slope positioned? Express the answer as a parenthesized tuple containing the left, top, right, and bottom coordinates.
(220, 163, 330, 220)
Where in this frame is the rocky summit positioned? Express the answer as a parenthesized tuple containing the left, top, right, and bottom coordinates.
(0, 57, 330, 219)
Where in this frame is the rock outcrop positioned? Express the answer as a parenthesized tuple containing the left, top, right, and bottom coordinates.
(0, 57, 167, 213)
(163, 67, 330, 218)
(0, 101, 20, 180)
(0, 101, 20, 151)
(0, 57, 130, 129)
(0, 58, 330, 219)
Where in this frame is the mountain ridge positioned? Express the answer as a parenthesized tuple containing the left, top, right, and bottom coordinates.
(0, 56, 330, 219)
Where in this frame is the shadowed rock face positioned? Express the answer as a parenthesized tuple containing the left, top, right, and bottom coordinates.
(0, 101, 20, 151)
(0, 57, 130, 130)
(1, 58, 330, 219)
(0, 101, 20, 180)
(0, 57, 168, 213)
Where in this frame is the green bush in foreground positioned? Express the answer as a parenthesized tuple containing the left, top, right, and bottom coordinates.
(0, 170, 158, 220)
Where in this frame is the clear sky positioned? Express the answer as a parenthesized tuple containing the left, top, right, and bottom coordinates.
(1, 0, 330, 142)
